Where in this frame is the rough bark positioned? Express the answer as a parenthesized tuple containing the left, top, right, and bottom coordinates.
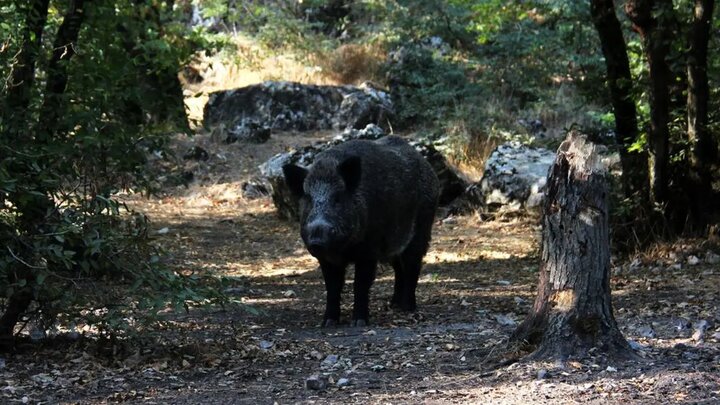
(0, 289, 33, 350)
(3, 0, 51, 140)
(590, 0, 648, 200)
(686, 0, 717, 230)
(625, 0, 673, 208)
(511, 131, 634, 361)
(37, 0, 87, 141)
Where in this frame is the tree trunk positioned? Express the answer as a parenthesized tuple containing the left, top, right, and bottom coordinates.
(590, 0, 648, 200)
(0, 289, 33, 351)
(3, 0, 51, 140)
(625, 0, 673, 208)
(116, 0, 189, 129)
(37, 0, 87, 142)
(511, 131, 634, 361)
(686, 0, 717, 230)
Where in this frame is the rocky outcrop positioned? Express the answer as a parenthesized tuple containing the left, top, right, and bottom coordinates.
(259, 125, 468, 220)
(204, 81, 393, 143)
(477, 142, 556, 212)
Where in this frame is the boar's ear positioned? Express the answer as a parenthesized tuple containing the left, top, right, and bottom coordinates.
(338, 155, 361, 192)
(282, 164, 308, 196)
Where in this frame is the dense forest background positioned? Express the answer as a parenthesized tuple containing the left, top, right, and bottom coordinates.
(1, 0, 719, 345)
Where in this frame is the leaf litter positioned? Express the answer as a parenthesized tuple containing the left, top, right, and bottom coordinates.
(3, 131, 720, 404)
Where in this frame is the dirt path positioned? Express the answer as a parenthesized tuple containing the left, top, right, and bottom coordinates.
(4, 131, 720, 404)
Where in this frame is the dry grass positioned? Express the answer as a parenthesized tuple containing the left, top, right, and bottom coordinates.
(181, 37, 386, 127)
(313, 43, 386, 85)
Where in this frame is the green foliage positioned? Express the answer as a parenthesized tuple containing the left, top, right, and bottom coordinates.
(0, 0, 229, 340)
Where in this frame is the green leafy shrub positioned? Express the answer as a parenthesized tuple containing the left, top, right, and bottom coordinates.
(0, 1, 229, 345)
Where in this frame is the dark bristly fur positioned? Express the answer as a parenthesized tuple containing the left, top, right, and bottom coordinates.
(282, 136, 440, 327)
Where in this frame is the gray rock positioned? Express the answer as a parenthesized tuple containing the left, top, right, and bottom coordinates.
(305, 374, 327, 391)
(241, 178, 271, 199)
(204, 81, 393, 137)
(336, 377, 351, 387)
(628, 340, 646, 351)
(493, 314, 517, 327)
(478, 142, 555, 212)
(183, 146, 209, 161)
(693, 320, 712, 342)
(637, 326, 656, 338)
(226, 120, 271, 144)
(321, 354, 339, 369)
(705, 251, 720, 265)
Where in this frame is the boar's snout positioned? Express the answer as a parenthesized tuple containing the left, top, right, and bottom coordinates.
(304, 220, 336, 257)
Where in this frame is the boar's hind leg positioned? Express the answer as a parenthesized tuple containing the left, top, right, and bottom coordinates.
(320, 262, 346, 327)
(351, 260, 377, 327)
(394, 213, 434, 312)
(390, 257, 405, 309)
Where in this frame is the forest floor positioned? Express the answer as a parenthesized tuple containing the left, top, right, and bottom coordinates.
(6, 130, 720, 404)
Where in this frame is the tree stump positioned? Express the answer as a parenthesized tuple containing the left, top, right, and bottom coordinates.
(511, 131, 635, 361)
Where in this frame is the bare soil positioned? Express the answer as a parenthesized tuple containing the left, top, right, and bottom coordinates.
(4, 131, 720, 404)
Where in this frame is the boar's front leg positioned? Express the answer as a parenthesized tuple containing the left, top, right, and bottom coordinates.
(320, 261, 346, 327)
(351, 259, 377, 327)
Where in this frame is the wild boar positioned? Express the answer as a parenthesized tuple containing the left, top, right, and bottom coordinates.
(282, 135, 439, 326)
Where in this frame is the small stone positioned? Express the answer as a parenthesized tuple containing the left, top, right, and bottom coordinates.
(29, 326, 45, 343)
(22, 397, 29, 404)
(687, 255, 700, 265)
(537, 369, 548, 379)
(674, 318, 692, 331)
(705, 251, 720, 264)
(337, 377, 351, 387)
(637, 326, 656, 338)
(226, 121, 271, 144)
(606, 366, 617, 373)
(494, 314, 517, 326)
(371, 364, 385, 372)
(321, 354, 338, 369)
(183, 146, 209, 161)
(241, 180, 270, 199)
(223, 287, 246, 295)
(157, 227, 170, 235)
(282, 290, 296, 298)
(259, 340, 274, 350)
(305, 375, 327, 391)
(496, 280, 511, 286)
(693, 320, 711, 341)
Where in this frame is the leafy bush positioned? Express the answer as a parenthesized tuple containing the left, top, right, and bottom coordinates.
(0, 1, 229, 345)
